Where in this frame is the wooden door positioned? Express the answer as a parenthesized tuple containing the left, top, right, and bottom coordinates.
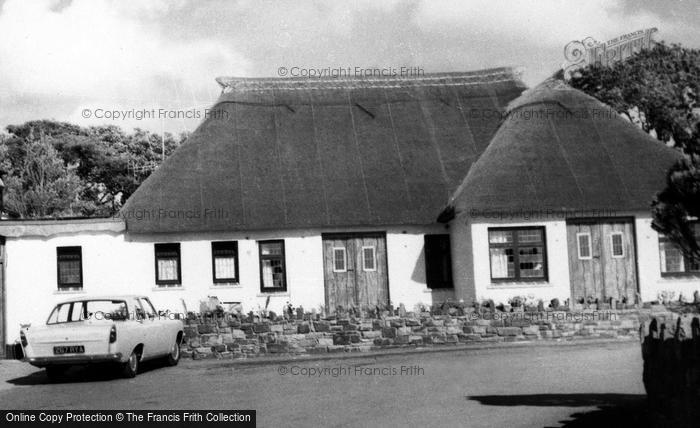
(567, 219, 638, 303)
(322, 233, 389, 311)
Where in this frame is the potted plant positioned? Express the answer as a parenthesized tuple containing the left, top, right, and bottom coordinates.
(508, 296, 526, 312)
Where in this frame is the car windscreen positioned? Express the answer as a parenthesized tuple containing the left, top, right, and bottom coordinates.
(47, 300, 129, 324)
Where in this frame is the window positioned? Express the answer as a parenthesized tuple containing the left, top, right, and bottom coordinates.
(57, 246, 82, 290)
(659, 224, 700, 276)
(211, 241, 238, 283)
(576, 233, 592, 260)
(332, 247, 347, 272)
(610, 232, 625, 258)
(362, 246, 376, 271)
(424, 234, 453, 289)
(154, 243, 181, 286)
(47, 300, 127, 324)
(137, 298, 157, 320)
(488, 227, 547, 281)
(259, 240, 287, 292)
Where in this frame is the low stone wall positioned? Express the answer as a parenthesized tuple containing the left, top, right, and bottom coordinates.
(641, 313, 700, 427)
(180, 309, 642, 360)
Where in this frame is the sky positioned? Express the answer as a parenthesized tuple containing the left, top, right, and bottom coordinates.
(0, 0, 698, 134)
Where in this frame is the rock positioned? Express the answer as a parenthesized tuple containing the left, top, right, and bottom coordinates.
(317, 338, 334, 346)
(333, 335, 349, 345)
(198, 324, 216, 334)
(497, 327, 522, 336)
(194, 347, 214, 358)
(463, 326, 486, 335)
(253, 324, 271, 333)
(397, 327, 412, 336)
(267, 343, 289, 353)
(459, 334, 482, 342)
(358, 322, 373, 331)
(202, 334, 223, 346)
(297, 323, 311, 334)
(343, 323, 359, 331)
(382, 327, 398, 338)
(408, 335, 423, 345)
(361, 330, 382, 339)
(446, 326, 461, 335)
(231, 329, 246, 339)
(521, 326, 540, 336)
(373, 338, 393, 346)
(183, 326, 199, 339)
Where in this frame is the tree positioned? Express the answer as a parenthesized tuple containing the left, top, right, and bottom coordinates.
(0, 120, 188, 218)
(569, 42, 700, 263)
(2, 135, 84, 218)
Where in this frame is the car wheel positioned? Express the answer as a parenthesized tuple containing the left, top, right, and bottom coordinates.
(166, 340, 180, 366)
(45, 366, 66, 382)
(121, 350, 139, 378)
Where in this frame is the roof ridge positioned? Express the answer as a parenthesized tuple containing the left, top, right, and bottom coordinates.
(216, 67, 522, 92)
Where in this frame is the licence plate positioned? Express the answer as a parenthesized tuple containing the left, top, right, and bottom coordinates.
(53, 345, 85, 355)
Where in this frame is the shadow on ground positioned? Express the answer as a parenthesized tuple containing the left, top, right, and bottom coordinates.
(469, 393, 650, 427)
(6, 360, 170, 386)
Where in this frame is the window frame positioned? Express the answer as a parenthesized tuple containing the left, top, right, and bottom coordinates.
(154, 243, 182, 286)
(332, 247, 347, 273)
(362, 246, 376, 272)
(609, 232, 625, 258)
(211, 241, 239, 284)
(424, 234, 454, 289)
(488, 226, 548, 283)
(258, 240, 287, 292)
(658, 225, 700, 277)
(56, 246, 83, 290)
(576, 232, 592, 260)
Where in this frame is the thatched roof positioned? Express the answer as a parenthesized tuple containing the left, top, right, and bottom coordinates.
(446, 79, 682, 218)
(122, 68, 526, 233)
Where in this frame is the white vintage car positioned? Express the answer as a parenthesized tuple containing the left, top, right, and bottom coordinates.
(20, 295, 183, 380)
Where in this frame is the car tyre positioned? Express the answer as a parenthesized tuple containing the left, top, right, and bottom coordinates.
(45, 366, 66, 382)
(121, 350, 139, 378)
(166, 340, 181, 366)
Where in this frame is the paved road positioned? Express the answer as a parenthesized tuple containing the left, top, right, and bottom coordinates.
(0, 342, 648, 427)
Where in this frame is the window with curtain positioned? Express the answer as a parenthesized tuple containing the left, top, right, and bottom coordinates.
(154, 243, 181, 286)
(57, 246, 83, 290)
(212, 241, 238, 283)
(659, 224, 700, 276)
(259, 240, 286, 292)
(488, 227, 546, 281)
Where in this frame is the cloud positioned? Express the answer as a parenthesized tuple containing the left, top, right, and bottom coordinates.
(411, 0, 661, 47)
(0, 0, 249, 122)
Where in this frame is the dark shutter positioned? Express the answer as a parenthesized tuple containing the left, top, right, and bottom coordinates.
(425, 234, 453, 289)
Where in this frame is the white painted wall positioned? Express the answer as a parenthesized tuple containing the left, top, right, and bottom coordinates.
(635, 214, 700, 302)
(2, 222, 452, 343)
(469, 218, 571, 305)
(385, 226, 455, 310)
(450, 211, 700, 306)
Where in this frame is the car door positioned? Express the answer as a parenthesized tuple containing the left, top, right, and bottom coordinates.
(132, 298, 157, 359)
(138, 298, 168, 357)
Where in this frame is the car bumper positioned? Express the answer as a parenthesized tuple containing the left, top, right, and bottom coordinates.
(25, 353, 124, 367)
